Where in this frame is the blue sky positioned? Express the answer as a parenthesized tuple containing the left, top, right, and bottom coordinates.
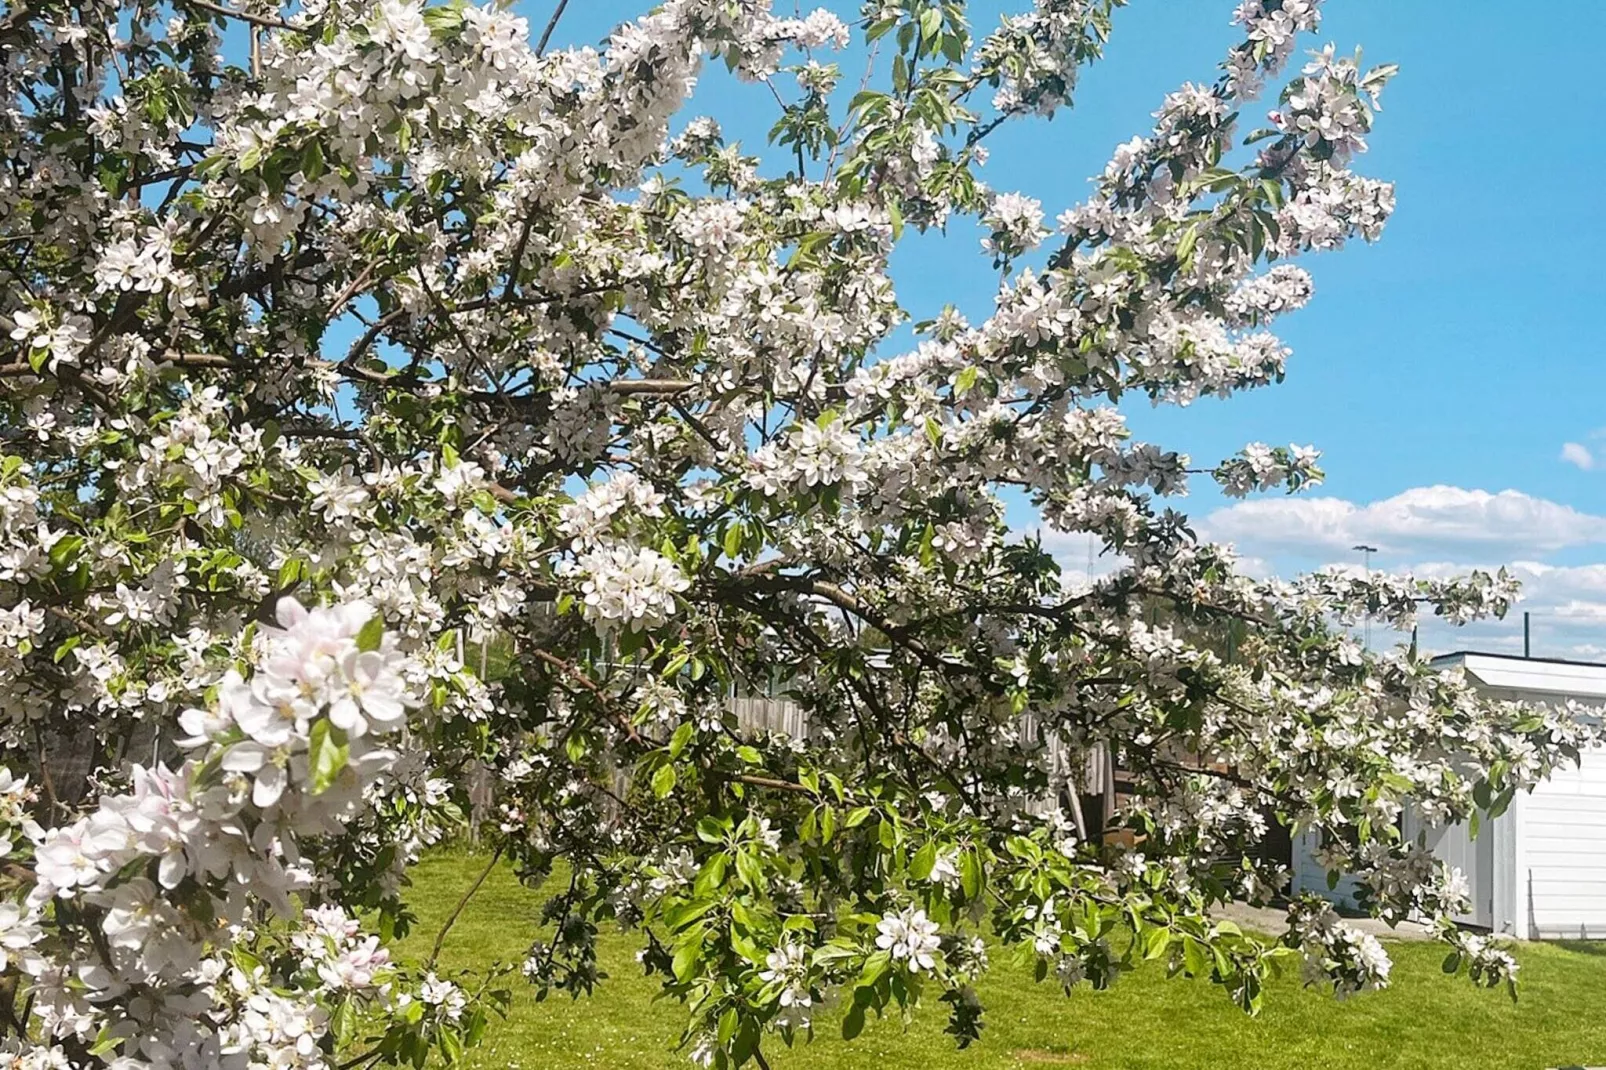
(539, 2, 1606, 654)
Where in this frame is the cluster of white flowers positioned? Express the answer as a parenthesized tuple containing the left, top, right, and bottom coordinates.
(6, 308, 91, 372)
(748, 420, 868, 497)
(982, 192, 1050, 262)
(977, 0, 1119, 116)
(1227, 0, 1323, 97)
(296, 904, 392, 990)
(4, 599, 423, 1064)
(1225, 265, 1315, 326)
(560, 472, 669, 549)
(758, 940, 814, 1029)
(1448, 930, 1520, 990)
(928, 848, 962, 889)
(1213, 442, 1324, 497)
(577, 545, 692, 634)
(875, 907, 942, 973)
(1288, 902, 1392, 998)
(0, 0, 1576, 1060)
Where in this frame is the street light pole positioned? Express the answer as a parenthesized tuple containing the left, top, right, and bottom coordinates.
(1353, 544, 1378, 650)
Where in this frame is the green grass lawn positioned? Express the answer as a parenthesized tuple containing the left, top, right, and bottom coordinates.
(395, 848, 1606, 1070)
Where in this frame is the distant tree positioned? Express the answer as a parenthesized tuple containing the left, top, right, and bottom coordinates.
(0, 0, 1588, 1065)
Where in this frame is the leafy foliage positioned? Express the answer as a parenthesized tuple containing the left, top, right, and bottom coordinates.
(0, 0, 1587, 1066)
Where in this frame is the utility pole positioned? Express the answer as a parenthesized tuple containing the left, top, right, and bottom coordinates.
(1353, 544, 1378, 651)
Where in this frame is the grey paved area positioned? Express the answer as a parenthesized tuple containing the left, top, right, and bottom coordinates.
(1216, 900, 1436, 940)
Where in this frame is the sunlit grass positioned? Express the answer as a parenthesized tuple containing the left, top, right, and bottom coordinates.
(395, 848, 1606, 1069)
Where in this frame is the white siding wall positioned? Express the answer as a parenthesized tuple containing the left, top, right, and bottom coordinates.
(1291, 830, 1366, 909)
(1290, 661, 1606, 939)
(1523, 746, 1606, 939)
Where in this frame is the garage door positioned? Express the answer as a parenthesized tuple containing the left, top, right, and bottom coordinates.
(1403, 806, 1495, 929)
(1526, 750, 1606, 939)
(1290, 829, 1367, 910)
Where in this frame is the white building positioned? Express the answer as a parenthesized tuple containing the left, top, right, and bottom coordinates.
(1293, 651, 1606, 939)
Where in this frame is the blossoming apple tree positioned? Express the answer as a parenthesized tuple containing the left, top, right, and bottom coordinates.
(0, 0, 1592, 1065)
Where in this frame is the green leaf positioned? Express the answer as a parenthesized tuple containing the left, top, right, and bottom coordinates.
(959, 848, 982, 901)
(651, 763, 677, 798)
(356, 613, 385, 652)
(673, 939, 702, 982)
(670, 722, 695, 758)
(1175, 224, 1198, 267)
(276, 556, 306, 589)
(910, 842, 937, 881)
(693, 855, 728, 896)
(877, 818, 897, 849)
(865, 18, 896, 43)
(841, 1002, 866, 1041)
(308, 719, 349, 795)
(733, 1017, 760, 1065)
(1182, 937, 1209, 978)
(888, 196, 904, 240)
(858, 949, 892, 989)
(88, 1024, 124, 1057)
(330, 1000, 355, 1046)
(301, 139, 326, 180)
(735, 849, 765, 891)
(724, 523, 744, 560)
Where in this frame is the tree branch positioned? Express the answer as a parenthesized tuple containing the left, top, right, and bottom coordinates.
(183, 0, 296, 31)
(534, 0, 570, 55)
(427, 845, 504, 968)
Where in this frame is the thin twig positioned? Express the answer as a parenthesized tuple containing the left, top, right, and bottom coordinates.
(427, 845, 504, 968)
(185, 0, 295, 31)
(336, 1049, 386, 1070)
(732, 774, 813, 795)
(529, 647, 656, 747)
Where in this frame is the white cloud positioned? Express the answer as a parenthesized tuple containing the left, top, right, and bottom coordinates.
(1315, 559, 1606, 659)
(1561, 442, 1597, 471)
(1201, 486, 1606, 557)
(1023, 486, 1606, 660)
(1033, 528, 1125, 589)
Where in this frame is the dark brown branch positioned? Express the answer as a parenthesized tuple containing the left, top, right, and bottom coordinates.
(731, 774, 814, 795)
(528, 647, 657, 747)
(609, 378, 696, 396)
